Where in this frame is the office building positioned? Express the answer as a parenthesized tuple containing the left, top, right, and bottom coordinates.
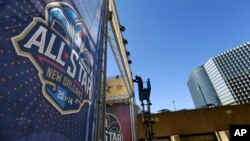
(205, 43, 250, 105)
(204, 59, 236, 105)
(188, 66, 222, 108)
(189, 42, 250, 106)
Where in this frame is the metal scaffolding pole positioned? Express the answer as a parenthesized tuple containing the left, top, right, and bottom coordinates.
(96, 0, 108, 140)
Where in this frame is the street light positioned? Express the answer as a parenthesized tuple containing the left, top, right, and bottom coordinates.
(173, 100, 176, 111)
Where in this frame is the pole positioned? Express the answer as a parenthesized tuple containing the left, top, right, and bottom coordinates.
(101, 0, 109, 139)
(173, 100, 176, 111)
(96, 0, 108, 140)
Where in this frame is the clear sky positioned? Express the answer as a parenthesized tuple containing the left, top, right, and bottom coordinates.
(107, 0, 250, 112)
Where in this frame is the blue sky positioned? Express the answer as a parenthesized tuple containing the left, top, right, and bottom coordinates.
(107, 0, 250, 112)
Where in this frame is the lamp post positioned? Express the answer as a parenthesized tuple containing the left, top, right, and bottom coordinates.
(172, 100, 176, 111)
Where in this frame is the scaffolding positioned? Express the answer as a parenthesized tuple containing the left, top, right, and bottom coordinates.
(96, 0, 136, 140)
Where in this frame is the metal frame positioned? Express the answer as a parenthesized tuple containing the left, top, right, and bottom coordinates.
(96, 0, 108, 140)
(107, 1, 137, 141)
(107, 0, 133, 96)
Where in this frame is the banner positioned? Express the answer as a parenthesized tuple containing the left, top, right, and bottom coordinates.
(0, 0, 103, 140)
(107, 77, 128, 97)
(106, 103, 133, 141)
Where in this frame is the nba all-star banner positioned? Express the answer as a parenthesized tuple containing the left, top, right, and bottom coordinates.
(106, 103, 133, 141)
(0, 0, 103, 140)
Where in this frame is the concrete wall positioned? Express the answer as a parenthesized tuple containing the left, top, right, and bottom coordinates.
(137, 104, 250, 140)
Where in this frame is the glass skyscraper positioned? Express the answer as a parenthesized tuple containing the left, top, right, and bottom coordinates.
(189, 42, 250, 107)
(187, 66, 222, 108)
(205, 43, 250, 105)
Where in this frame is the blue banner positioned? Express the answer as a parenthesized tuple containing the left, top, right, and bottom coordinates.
(0, 0, 103, 140)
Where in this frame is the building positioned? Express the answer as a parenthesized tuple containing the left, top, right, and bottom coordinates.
(189, 42, 250, 106)
(205, 43, 250, 105)
(188, 66, 222, 108)
(204, 59, 236, 105)
(137, 104, 250, 141)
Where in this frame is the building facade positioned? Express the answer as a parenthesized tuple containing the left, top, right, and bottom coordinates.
(205, 43, 250, 105)
(189, 42, 250, 107)
(204, 59, 236, 105)
(188, 66, 222, 108)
